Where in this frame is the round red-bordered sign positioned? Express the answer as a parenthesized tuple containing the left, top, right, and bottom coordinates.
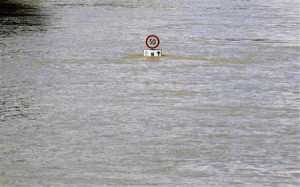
(146, 35, 160, 49)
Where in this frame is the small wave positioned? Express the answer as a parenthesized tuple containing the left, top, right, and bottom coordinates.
(54, 1, 183, 10)
(276, 170, 300, 175)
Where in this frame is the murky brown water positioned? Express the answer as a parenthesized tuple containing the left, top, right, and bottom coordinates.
(1, 0, 299, 186)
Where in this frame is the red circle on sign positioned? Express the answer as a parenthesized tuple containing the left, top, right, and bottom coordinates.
(146, 35, 160, 49)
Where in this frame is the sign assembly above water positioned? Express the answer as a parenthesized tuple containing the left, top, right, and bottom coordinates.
(144, 34, 162, 57)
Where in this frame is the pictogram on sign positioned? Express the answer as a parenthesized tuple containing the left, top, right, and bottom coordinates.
(144, 49, 162, 57)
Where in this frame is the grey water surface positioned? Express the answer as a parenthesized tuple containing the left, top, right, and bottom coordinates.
(0, 0, 299, 186)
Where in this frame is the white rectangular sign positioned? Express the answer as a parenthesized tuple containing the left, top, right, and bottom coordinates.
(144, 49, 162, 57)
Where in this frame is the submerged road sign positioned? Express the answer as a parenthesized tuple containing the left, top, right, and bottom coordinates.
(144, 35, 162, 57)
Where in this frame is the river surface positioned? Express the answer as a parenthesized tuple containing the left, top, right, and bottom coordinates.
(0, 0, 299, 186)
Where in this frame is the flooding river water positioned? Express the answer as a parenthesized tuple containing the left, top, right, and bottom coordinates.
(0, 0, 299, 186)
